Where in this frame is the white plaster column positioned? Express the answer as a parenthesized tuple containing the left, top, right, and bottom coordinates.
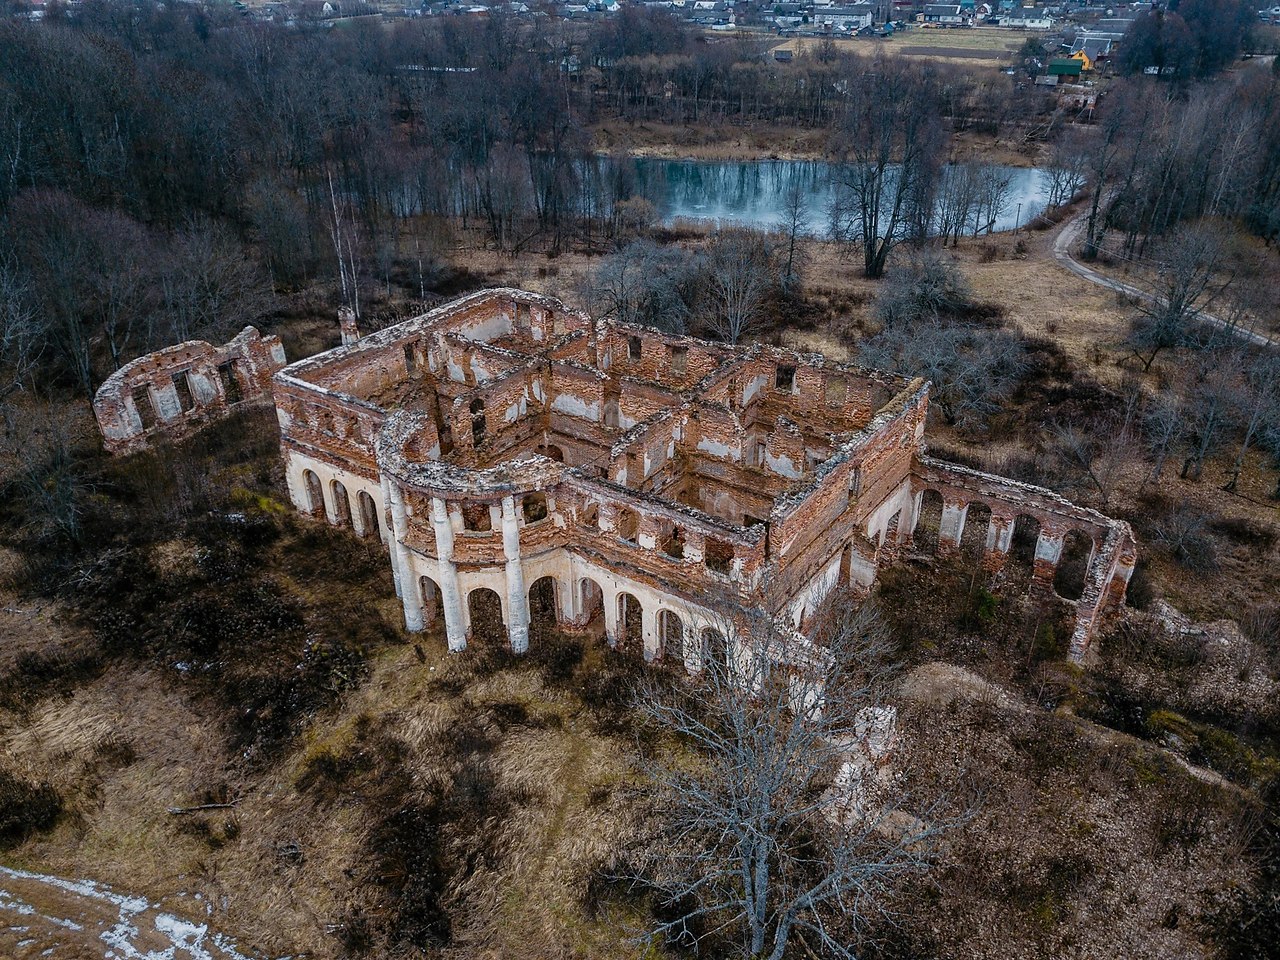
(939, 503, 965, 550)
(380, 475, 403, 599)
(642, 606, 659, 661)
(387, 480, 424, 633)
(603, 591, 619, 648)
(430, 496, 467, 651)
(501, 495, 530, 654)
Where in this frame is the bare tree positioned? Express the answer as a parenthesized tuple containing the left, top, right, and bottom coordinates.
(1045, 129, 1090, 209)
(1142, 388, 1184, 483)
(577, 239, 696, 333)
(830, 61, 943, 278)
(0, 254, 43, 397)
(859, 320, 1025, 430)
(780, 179, 809, 292)
(1179, 343, 1241, 481)
(632, 599, 956, 960)
(1049, 387, 1142, 510)
(700, 229, 778, 345)
(1224, 354, 1280, 492)
(1128, 224, 1230, 372)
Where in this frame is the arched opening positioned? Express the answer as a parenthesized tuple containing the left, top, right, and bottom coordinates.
(881, 509, 901, 547)
(959, 502, 991, 561)
(357, 490, 379, 538)
(659, 610, 685, 660)
(419, 576, 445, 625)
(579, 579, 604, 629)
(1007, 514, 1041, 583)
(529, 576, 559, 639)
(331, 481, 352, 527)
(1054, 530, 1094, 601)
(913, 490, 944, 555)
(538, 444, 565, 462)
(615, 508, 638, 544)
(468, 587, 505, 644)
(469, 398, 487, 447)
(702, 628, 727, 672)
(618, 593, 643, 651)
(303, 470, 325, 517)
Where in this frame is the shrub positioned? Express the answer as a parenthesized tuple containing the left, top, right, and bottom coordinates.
(0, 768, 61, 846)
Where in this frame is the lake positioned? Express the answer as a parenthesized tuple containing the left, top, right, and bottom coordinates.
(626, 158, 1053, 237)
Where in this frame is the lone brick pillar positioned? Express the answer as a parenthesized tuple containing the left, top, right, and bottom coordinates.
(339, 306, 360, 347)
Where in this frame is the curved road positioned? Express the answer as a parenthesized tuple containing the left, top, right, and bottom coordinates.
(1051, 212, 1276, 349)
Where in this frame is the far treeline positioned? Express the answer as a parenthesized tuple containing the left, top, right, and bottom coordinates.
(0, 0, 1278, 397)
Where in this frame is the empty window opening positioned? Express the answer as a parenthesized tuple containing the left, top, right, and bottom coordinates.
(603, 399, 621, 430)
(1008, 514, 1042, 581)
(529, 576, 558, 639)
(669, 345, 688, 376)
(419, 576, 445, 625)
(1054, 530, 1093, 601)
(579, 578, 604, 627)
(703, 628, 727, 672)
(959, 503, 992, 560)
(317, 408, 335, 434)
(469, 398, 486, 446)
(615, 507, 639, 543)
(825, 377, 847, 405)
(744, 514, 767, 528)
(522, 493, 549, 524)
(515, 302, 532, 334)
(618, 593, 643, 651)
(882, 510, 901, 546)
(579, 503, 599, 529)
(538, 444, 565, 462)
(628, 335, 643, 361)
(331, 480, 352, 527)
(775, 365, 796, 392)
(662, 525, 685, 560)
(705, 538, 734, 575)
(303, 470, 325, 516)
(403, 342, 418, 376)
(217, 362, 243, 404)
(468, 588, 506, 645)
(912, 490, 944, 555)
(357, 490, 380, 538)
(462, 502, 492, 532)
(172, 372, 196, 413)
(659, 610, 684, 661)
(132, 386, 158, 429)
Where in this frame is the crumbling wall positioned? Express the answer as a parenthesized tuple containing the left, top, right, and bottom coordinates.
(93, 326, 286, 455)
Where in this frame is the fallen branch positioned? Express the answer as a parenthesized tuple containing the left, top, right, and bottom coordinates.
(167, 799, 241, 815)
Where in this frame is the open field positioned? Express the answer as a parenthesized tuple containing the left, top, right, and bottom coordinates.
(771, 27, 1036, 64)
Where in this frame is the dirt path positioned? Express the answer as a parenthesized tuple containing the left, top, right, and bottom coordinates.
(1051, 212, 1276, 349)
(0, 864, 267, 960)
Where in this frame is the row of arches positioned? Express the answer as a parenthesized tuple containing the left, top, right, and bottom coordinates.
(301, 469, 381, 539)
(417, 570, 726, 667)
(911, 489, 1095, 602)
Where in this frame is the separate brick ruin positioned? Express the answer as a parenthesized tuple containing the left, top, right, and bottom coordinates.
(93, 326, 287, 455)
(266, 288, 1136, 665)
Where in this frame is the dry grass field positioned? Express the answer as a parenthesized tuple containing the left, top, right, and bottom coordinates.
(772, 26, 1035, 65)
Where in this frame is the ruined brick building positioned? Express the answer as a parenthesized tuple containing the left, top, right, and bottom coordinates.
(269, 289, 1136, 664)
(93, 327, 287, 455)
